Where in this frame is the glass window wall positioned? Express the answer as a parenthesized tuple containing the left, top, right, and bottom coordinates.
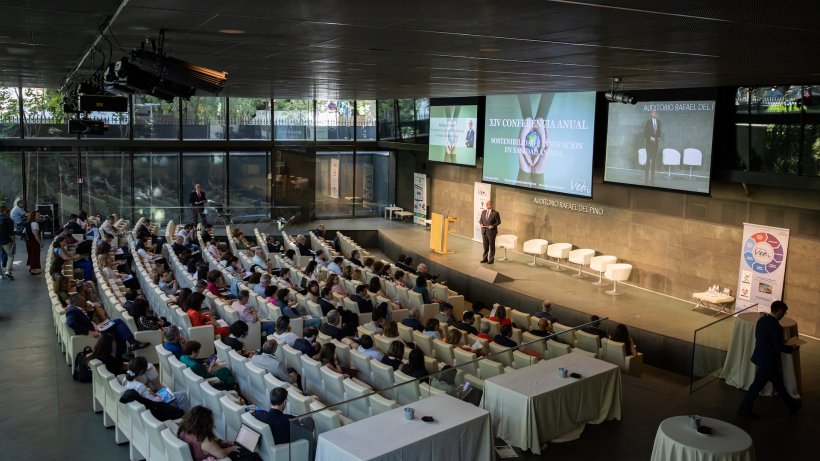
(354, 151, 394, 216)
(357, 100, 376, 141)
(377, 100, 397, 140)
(229, 151, 270, 220)
(229, 98, 271, 140)
(0, 87, 21, 138)
(25, 150, 79, 223)
(316, 100, 354, 141)
(133, 94, 179, 139)
(82, 150, 132, 218)
(183, 96, 226, 140)
(0, 151, 23, 207)
(23, 88, 69, 138)
(134, 152, 181, 222)
(274, 99, 314, 140)
(182, 152, 226, 224)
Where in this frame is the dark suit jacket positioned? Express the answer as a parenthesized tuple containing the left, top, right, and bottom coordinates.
(65, 305, 94, 335)
(479, 209, 501, 236)
(189, 190, 207, 207)
(402, 318, 424, 331)
(582, 326, 608, 340)
(751, 314, 793, 368)
(644, 118, 662, 148)
(223, 336, 245, 353)
(493, 334, 517, 348)
(529, 329, 551, 338)
(295, 241, 313, 256)
(350, 294, 373, 313)
(454, 321, 478, 335)
(349, 257, 363, 267)
(320, 323, 343, 341)
(465, 129, 475, 147)
(252, 409, 293, 445)
(137, 224, 154, 240)
(319, 298, 336, 316)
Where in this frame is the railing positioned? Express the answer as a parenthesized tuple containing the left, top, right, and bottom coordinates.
(689, 303, 758, 393)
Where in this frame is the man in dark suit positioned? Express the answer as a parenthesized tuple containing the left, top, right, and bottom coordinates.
(318, 287, 337, 316)
(738, 301, 801, 418)
(65, 293, 148, 359)
(253, 387, 296, 444)
(453, 311, 478, 335)
(493, 324, 517, 347)
(294, 235, 313, 256)
(319, 309, 343, 341)
(349, 250, 363, 267)
(581, 315, 608, 340)
(479, 200, 501, 264)
(188, 183, 207, 225)
(465, 120, 475, 148)
(643, 108, 662, 185)
(350, 285, 373, 313)
(529, 318, 553, 338)
(401, 308, 424, 331)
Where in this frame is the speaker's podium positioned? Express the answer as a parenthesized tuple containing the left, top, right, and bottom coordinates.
(429, 213, 458, 255)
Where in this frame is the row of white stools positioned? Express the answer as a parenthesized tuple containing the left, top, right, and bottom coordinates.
(493, 235, 633, 295)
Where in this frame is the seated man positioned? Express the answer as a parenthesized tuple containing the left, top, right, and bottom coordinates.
(582, 314, 608, 339)
(254, 273, 272, 297)
(266, 235, 283, 254)
(252, 247, 269, 270)
(318, 286, 336, 316)
(493, 324, 517, 348)
(294, 235, 313, 257)
(476, 321, 494, 343)
(252, 339, 300, 386)
(313, 224, 327, 240)
(162, 325, 184, 359)
(401, 308, 424, 331)
(200, 223, 214, 245)
(453, 311, 478, 335)
(357, 334, 384, 361)
(327, 257, 344, 276)
(362, 308, 386, 335)
(532, 299, 558, 324)
(349, 249, 363, 267)
(171, 235, 187, 256)
(222, 320, 252, 356)
(529, 318, 553, 337)
(320, 309, 344, 341)
(416, 263, 439, 281)
(350, 284, 373, 314)
(65, 293, 148, 359)
(292, 327, 320, 357)
(253, 387, 312, 445)
(434, 302, 456, 325)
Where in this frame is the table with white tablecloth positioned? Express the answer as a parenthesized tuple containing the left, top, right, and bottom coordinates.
(719, 313, 801, 398)
(315, 394, 492, 461)
(482, 353, 622, 455)
(650, 416, 754, 461)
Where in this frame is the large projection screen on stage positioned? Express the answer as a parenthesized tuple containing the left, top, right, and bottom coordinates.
(605, 100, 715, 194)
(428, 104, 479, 166)
(482, 91, 596, 197)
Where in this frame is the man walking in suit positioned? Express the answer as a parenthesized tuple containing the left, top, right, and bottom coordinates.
(188, 183, 207, 225)
(465, 120, 475, 148)
(643, 108, 661, 185)
(737, 300, 801, 418)
(479, 200, 500, 264)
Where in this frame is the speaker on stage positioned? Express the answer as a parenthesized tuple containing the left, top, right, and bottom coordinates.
(473, 266, 513, 284)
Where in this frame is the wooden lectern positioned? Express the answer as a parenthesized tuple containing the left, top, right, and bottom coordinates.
(430, 213, 458, 254)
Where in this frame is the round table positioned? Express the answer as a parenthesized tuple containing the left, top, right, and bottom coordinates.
(650, 416, 754, 461)
(719, 313, 801, 398)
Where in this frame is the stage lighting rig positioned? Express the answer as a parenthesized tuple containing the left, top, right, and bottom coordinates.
(605, 78, 637, 105)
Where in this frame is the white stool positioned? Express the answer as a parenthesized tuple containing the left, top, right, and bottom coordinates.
(568, 248, 595, 278)
(546, 243, 572, 271)
(522, 239, 549, 266)
(683, 148, 702, 178)
(604, 263, 633, 295)
(590, 255, 617, 287)
(662, 148, 681, 177)
(495, 235, 518, 261)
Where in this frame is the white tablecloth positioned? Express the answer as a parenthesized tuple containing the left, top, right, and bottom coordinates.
(316, 394, 492, 461)
(482, 353, 622, 454)
(719, 313, 801, 398)
(650, 416, 754, 461)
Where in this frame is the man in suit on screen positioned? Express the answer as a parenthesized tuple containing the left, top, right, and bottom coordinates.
(643, 108, 662, 185)
(479, 200, 500, 264)
(465, 120, 475, 148)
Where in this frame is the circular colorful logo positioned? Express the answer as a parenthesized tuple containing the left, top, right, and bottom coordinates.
(524, 129, 541, 155)
(743, 232, 784, 274)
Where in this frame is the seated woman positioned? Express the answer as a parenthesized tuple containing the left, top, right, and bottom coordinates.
(205, 270, 231, 299)
(185, 292, 230, 337)
(122, 356, 187, 409)
(412, 275, 432, 304)
(180, 341, 236, 388)
(422, 318, 441, 340)
(177, 406, 241, 460)
(305, 280, 321, 304)
(400, 349, 428, 382)
(98, 253, 138, 290)
(132, 296, 167, 331)
(610, 323, 638, 356)
(488, 305, 512, 326)
(327, 273, 347, 296)
(317, 342, 353, 378)
(54, 274, 73, 307)
(301, 260, 319, 285)
(382, 321, 406, 347)
(393, 270, 408, 288)
(80, 280, 108, 323)
(380, 340, 405, 371)
(275, 288, 322, 329)
(444, 329, 482, 355)
(367, 276, 386, 299)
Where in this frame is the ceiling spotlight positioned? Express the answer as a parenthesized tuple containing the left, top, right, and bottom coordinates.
(605, 77, 637, 104)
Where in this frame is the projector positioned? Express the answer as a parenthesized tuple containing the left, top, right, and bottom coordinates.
(78, 94, 129, 112)
(130, 49, 228, 95)
(605, 91, 637, 105)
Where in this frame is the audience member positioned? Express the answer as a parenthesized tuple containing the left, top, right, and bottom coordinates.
(381, 341, 405, 371)
(529, 317, 553, 337)
(489, 305, 512, 326)
(400, 349, 427, 381)
(401, 308, 424, 331)
(162, 325, 184, 359)
(610, 323, 638, 356)
(271, 316, 299, 347)
(65, 293, 148, 359)
(422, 318, 441, 340)
(180, 341, 235, 388)
(232, 290, 275, 338)
(533, 300, 558, 324)
(320, 309, 343, 341)
(222, 320, 251, 356)
(252, 339, 300, 387)
(453, 311, 478, 335)
(494, 324, 517, 347)
(434, 302, 456, 324)
(252, 388, 296, 445)
(177, 406, 241, 460)
(357, 334, 384, 361)
(582, 315, 608, 339)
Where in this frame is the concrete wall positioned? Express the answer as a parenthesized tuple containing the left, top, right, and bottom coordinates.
(396, 150, 820, 337)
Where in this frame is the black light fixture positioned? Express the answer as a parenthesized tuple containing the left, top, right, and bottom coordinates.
(605, 77, 637, 105)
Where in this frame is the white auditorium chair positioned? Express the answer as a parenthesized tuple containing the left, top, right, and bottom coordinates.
(200, 381, 229, 439)
(547, 242, 573, 271)
(638, 148, 647, 166)
(320, 366, 347, 405)
(349, 349, 374, 386)
(141, 410, 169, 461)
(522, 239, 549, 266)
(219, 394, 246, 441)
(513, 350, 538, 369)
(546, 339, 571, 359)
(575, 330, 602, 357)
(569, 248, 596, 278)
(240, 411, 310, 461)
(601, 338, 644, 377)
(683, 148, 703, 178)
(161, 428, 195, 461)
(343, 379, 374, 421)
(495, 234, 518, 261)
(369, 394, 399, 415)
(590, 255, 618, 287)
(314, 410, 343, 434)
(662, 148, 681, 177)
(127, 401, 150, 461)
(604, 263, 633, 295)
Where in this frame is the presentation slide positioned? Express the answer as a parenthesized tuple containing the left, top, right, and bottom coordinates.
(482, 92, 596, 197)
(605, 100, 715, 193)
(428, 105, 479, 166)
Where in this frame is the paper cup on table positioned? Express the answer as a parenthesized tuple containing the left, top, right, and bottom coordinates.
(404, 407, 415, 420)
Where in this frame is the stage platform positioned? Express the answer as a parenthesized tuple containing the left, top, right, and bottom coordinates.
(252, 217, 734, 375)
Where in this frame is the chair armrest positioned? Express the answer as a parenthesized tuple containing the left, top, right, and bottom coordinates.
(625, 352, 643, 378)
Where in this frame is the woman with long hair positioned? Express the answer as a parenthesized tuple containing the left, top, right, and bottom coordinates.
(611, 323, 638, 356)
(177, 406, 239, 460)
(122, 356, 186, 408)
(24, 211, 42, 275)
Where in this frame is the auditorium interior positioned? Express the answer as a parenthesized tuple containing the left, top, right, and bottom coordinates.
(0, 1, 818, 460)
